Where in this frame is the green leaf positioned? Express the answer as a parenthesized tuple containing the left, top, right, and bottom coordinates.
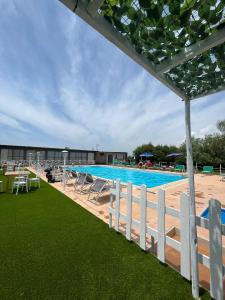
(128, 22, 136, 34)
(138, 0, 151, 9)
(140, 27, 149, 40)
(168, 1, 180, 15)
(180, 0, 196, 14)
(209, 10, 223, 25)
(198, 4, 211, 19)
(127, 7, 138, 20)
(108, 0, 119, 6)
(179, 9, 191, 27)
(146, 5, 161, 21)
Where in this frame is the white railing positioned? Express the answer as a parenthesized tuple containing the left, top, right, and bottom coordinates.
(109, 179, 224, 299)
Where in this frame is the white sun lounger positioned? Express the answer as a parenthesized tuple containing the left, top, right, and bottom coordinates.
(74, 173, 93, 192)
(86, 178, 108, 202)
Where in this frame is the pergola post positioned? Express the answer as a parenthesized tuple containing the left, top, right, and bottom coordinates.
(184, 99, 199, 298)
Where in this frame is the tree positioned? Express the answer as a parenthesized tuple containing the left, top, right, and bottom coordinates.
(133, 143, 181, 163)
(133, 119, 225, 167)
(217, 120, 225, 135)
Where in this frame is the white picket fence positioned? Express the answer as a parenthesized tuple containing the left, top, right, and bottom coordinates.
(109, 179, 225, 300)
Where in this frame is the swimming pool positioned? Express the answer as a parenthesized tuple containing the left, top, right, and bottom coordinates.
(68, 165, 185, 188)
(201, 207, 225, 224)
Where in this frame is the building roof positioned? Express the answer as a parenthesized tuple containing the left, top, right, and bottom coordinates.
(0, 144, 127, 154)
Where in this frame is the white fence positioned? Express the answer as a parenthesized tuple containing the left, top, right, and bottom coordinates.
(109, 179, 225, 300)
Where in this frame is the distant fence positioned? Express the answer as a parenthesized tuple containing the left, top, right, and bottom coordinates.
(0, 160, 96, 166)
(109, 180, 225, 299)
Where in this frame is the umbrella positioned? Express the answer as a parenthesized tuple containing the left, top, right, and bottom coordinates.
(140, 152, 154, 157)
(166, 152, 183, 158)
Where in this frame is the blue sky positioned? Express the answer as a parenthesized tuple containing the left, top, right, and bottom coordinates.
(0, 0, 225, 154)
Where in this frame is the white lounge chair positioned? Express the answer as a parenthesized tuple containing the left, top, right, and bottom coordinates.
(74, 173, 93, 192)
(86, 178, 108, 202)
(71, 171, 77, 179)
(74, 172, 87, 191)
(52, 170, 63, 182)
(64, 171, 73, 185)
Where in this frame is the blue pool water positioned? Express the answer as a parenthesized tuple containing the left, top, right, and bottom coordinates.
(201, 208, 225, 224)
(68, 165, 185, 188)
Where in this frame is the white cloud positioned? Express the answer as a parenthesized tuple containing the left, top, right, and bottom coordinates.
(0, 112, 28, 132)
(0, 87, 90, 144)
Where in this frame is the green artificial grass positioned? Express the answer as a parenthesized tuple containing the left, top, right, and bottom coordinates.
(0, 175, 210, 299)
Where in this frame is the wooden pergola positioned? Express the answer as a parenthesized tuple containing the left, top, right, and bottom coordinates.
(58, 1, 225, 298)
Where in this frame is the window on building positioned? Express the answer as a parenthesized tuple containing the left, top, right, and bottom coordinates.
(70, 152, 76, 160)
(38, 151, 45, 160)
(88, 152, 94, 161)
(8, 149, 24, 160)
(0, 149, 9, 161)
(7, 149, 13, 160)
(55, 151, 62, 160)
(47, 151, 55, 160)
(76, 152, 82, 160)
(81, 152, 87, 160)
(116, 153, 124, 160)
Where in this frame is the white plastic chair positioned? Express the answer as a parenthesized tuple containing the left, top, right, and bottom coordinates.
(6, 166, 14, 172)
(28, 169, 41, 189)
(12, 176, 28, 195)
(28, 177, 40, 189)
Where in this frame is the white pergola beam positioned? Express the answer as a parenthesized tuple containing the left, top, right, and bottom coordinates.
(59, 0, 187, 100)
(87, 0, 105, 16)
(156, 27, 225, 74)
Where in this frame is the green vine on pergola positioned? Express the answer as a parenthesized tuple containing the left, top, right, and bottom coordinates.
(100, 0, 225, 99)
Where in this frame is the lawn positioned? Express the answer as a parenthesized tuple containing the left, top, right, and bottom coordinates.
(0, 174, 210, 299)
